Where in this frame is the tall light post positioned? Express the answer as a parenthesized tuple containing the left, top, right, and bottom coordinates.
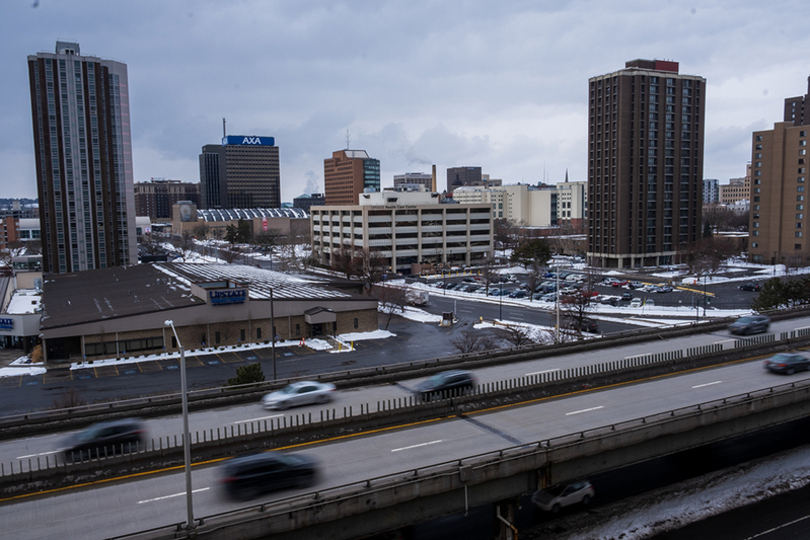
(270, 288, 276, 380)
(163, 320, 194, 531)
(555, 267, 560, 342)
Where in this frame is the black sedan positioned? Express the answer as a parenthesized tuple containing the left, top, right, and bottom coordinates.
(219, 452, 319, 500)
(740, 282, 762, 292)
(763, 353, 810, 375)
(416, 370, 476, 401)
(58, 418, 147, 461)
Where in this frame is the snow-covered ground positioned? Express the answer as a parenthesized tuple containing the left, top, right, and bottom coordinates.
(528, 443, 810, 540)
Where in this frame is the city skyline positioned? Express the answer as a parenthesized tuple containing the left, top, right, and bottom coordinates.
(1, 1, 808, 200)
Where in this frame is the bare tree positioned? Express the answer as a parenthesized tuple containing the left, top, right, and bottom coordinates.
(372, 284, 409, 330)
(560, 288, 594, 339)
(172, 231, 196, 262)
(140, 233, 164, 255)
(450, 331, 484, 354)
(52, 388, 85, 409)
(495, 325, 535, 348)
(219, 246, 240, 264)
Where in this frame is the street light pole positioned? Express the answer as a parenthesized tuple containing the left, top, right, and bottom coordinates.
(270, 288, 276, 380)
(555, 267, 560, 342)
(163, 320, 194, 531)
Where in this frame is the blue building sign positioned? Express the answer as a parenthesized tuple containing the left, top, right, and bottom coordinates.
(209, 289, 248, 306)
(0, 318, 13, 330)
(222, 135, 275, 146)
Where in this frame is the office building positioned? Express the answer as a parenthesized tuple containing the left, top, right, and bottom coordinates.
(134, 178, 200, 220)
(199, 136, 280, 209)
(587, 59, 706, 268)
(719, 165, 752, 205)
(323, 149, 380, 205)
(394, 172, 433, 191)
(703, 178, 720, 204)
(446, 167, 503, 193)
(28, 41, 137, 273)
(310, 187, 493, 274)
(293, 193, 326, 213)
(749, 77, 810, 264)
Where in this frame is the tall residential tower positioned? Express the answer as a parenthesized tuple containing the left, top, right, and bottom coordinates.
(587, 59, 705, 268)
(28, 41, 137, 273)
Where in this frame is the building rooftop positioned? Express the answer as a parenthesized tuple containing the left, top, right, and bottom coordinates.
(197, 208, 307, 222)
(41, 263, 352, 329)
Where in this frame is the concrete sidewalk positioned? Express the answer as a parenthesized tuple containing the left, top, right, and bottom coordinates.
(0, 348, 28, 369)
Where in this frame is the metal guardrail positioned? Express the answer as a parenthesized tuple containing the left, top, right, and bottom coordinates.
(105, 375, 810, 540)
(3, 329, 806, 479)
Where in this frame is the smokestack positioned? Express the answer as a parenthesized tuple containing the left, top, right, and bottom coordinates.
(222, 117, 226, 139)
(431, 164, 437, 193)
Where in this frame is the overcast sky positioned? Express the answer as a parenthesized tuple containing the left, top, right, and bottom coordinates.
(2, 0, 808, 201)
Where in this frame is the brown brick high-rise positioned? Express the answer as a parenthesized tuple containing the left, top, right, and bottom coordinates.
(587, 59, 706, 268)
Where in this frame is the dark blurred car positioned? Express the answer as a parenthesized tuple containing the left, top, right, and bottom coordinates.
(59, 418, 147, 461)
(416, 370, 476, 401)
(508, 290, 526, 299)
(569, 318, 600, 333)
(763, 353, 810, 375)
(729, 314, 771, 335)
(620, 292, 633, 301)
(740, 282, 762, 292)
(531, 480, 595, 513)
(219, 452, 318, 500)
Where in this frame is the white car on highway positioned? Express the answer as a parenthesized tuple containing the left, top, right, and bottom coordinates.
(261, 381, 336, 410)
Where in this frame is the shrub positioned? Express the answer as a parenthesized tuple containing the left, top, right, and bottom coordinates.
(227, 363, 265, 386)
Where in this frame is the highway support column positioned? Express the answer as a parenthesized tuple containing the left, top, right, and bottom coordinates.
(493, 498, 519, 540)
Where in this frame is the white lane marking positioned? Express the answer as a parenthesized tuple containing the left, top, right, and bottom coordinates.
(525, 369, 560, 376)
(692, 381, 722, 389)
(743, 513, 810, 539)
(138, 487, 210, 504)
(16, 450, 60, 459)
(233, 414, 284, 424)
(391, 440, 443, 453)
(566, 406, 604, 416)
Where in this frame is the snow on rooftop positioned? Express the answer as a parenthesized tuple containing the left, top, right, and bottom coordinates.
(6, 289, 41, 314)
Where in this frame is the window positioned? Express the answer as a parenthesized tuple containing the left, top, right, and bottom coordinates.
(798, 223, 804, 229)
(799, 214, 805, 219)
(240, 329, 245, 342)
(257, 327, 262, 339)
(800, 186, 806, 192)
(754, 205, 760, 210)
(753, 222, 759, 228)
(295, 323, 300, 336)
(756, 144, 762, 150)
(756, 135, 763, 141)
(799, 205, 805, 210)
(752, 242, 759, 248)
(802, 131, 807, 137)
(800, 196, 806, 201)
(753, 231, 759, 236)
(797, 244, 803, 250)
(798, 232, 804, 238)
(354, 318, 359, 329)
(215, 332, 221, 345)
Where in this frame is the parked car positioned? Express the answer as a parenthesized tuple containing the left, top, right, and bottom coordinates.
(621, 292, 633, 301)
(600, 295, 620, 306)
(59, 418, 147, 461)
(508, 290, 526, 299)
(219, 452, 319, 500)
(630, 297, 643, 307)
(740, 282, 762, 292)
(531, 480, 595, 513)
(656, 285, 673, 293)
(763, 353, 810, 375)
(729, 315, 771, 335)
(488, 288, 507, 296)
(611, 280, 629, 288)
(416, 370, 476, 401)
(541, 292, 558, 302)
(462, 277, 476, 283)
(628, 281, 644, 289)
(601, 277, 619, 286)
(261, 381, 336, 410)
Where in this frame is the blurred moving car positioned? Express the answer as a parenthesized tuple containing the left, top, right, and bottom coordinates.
(728, 315, 771, 335)
(219, 452, 318, 500)
(59, 418, 147, 461)
(740, 282, 762, 292)
(531, 480, 595, 513)
(763, 353, 810, 375)
(416, 370, 476, 401)
(262, 381, 336, 410)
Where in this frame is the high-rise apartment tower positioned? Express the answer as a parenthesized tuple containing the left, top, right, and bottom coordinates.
(28, 41, 137, 273)
(749, 76, 810, 265)
(587, 59, 705, 268)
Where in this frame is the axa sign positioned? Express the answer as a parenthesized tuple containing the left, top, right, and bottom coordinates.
(222, 135, 275, 147)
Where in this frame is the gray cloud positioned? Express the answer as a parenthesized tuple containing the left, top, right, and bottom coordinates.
(1, 0, 808, 200)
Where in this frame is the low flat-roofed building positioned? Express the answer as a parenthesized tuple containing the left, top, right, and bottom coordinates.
(310, 187, 493, 274)
(40, 263, 378, 363)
